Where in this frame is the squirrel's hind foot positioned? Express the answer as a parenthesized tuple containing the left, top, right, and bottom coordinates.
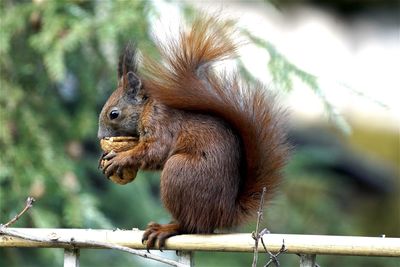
(142, 222, 181, 251)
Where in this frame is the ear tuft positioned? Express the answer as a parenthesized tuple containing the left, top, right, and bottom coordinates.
(118, 42, 138, 80)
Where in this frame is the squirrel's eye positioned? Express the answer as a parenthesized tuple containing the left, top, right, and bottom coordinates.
(109, 109, 120, 120)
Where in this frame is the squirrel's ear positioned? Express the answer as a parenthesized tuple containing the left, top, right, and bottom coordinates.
(118, 42, 138, 85)
(125, 71, 142, 97)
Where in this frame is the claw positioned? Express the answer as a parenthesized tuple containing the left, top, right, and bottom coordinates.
(103, 150, 117, 160)
(99, 151, 117, 175)
(158, 231, 177, 250)
(102, 153, 120, 177)
(146, 232, 159, 251)
(104, 162, 117, 177)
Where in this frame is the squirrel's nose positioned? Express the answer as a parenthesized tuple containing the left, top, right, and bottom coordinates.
(97, 126, 109, 140)
(97, 129, 104, 140)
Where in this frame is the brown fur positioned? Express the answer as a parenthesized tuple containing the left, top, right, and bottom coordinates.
(98, 16, 289, 249)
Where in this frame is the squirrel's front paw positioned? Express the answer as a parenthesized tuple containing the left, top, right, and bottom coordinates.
(101, 150, 136, 180)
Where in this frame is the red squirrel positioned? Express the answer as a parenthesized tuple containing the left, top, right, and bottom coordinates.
(98, 16, 289, 250)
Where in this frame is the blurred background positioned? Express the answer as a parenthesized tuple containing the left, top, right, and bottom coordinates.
(0, 0, 398, 266)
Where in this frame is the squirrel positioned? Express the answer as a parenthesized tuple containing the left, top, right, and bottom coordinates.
(98, 16, 289, 250)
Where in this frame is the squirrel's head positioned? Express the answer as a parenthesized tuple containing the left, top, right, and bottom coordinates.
(98, 44, 148, 139)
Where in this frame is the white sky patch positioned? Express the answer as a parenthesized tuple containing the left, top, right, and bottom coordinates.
(150, 0, 400, 130)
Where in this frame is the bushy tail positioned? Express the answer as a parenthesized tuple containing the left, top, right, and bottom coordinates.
(143, 16, 289, 222)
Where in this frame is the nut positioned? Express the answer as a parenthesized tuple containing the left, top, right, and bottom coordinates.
(100, 136, 138, 153)
(109, 168, 137, 185)
(100, 136, 139, 184)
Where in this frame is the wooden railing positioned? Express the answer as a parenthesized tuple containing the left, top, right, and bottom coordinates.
(1, 228, 399, 267)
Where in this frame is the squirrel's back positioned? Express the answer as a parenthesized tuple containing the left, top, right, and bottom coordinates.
(143, 16, 289, 224)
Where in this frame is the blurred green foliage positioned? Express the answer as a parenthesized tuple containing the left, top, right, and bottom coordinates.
(240, 29, 351, 135)
(0, 1, 398, 267)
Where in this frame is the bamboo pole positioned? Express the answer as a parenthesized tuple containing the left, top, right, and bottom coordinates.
(1, 228, 399, 257)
